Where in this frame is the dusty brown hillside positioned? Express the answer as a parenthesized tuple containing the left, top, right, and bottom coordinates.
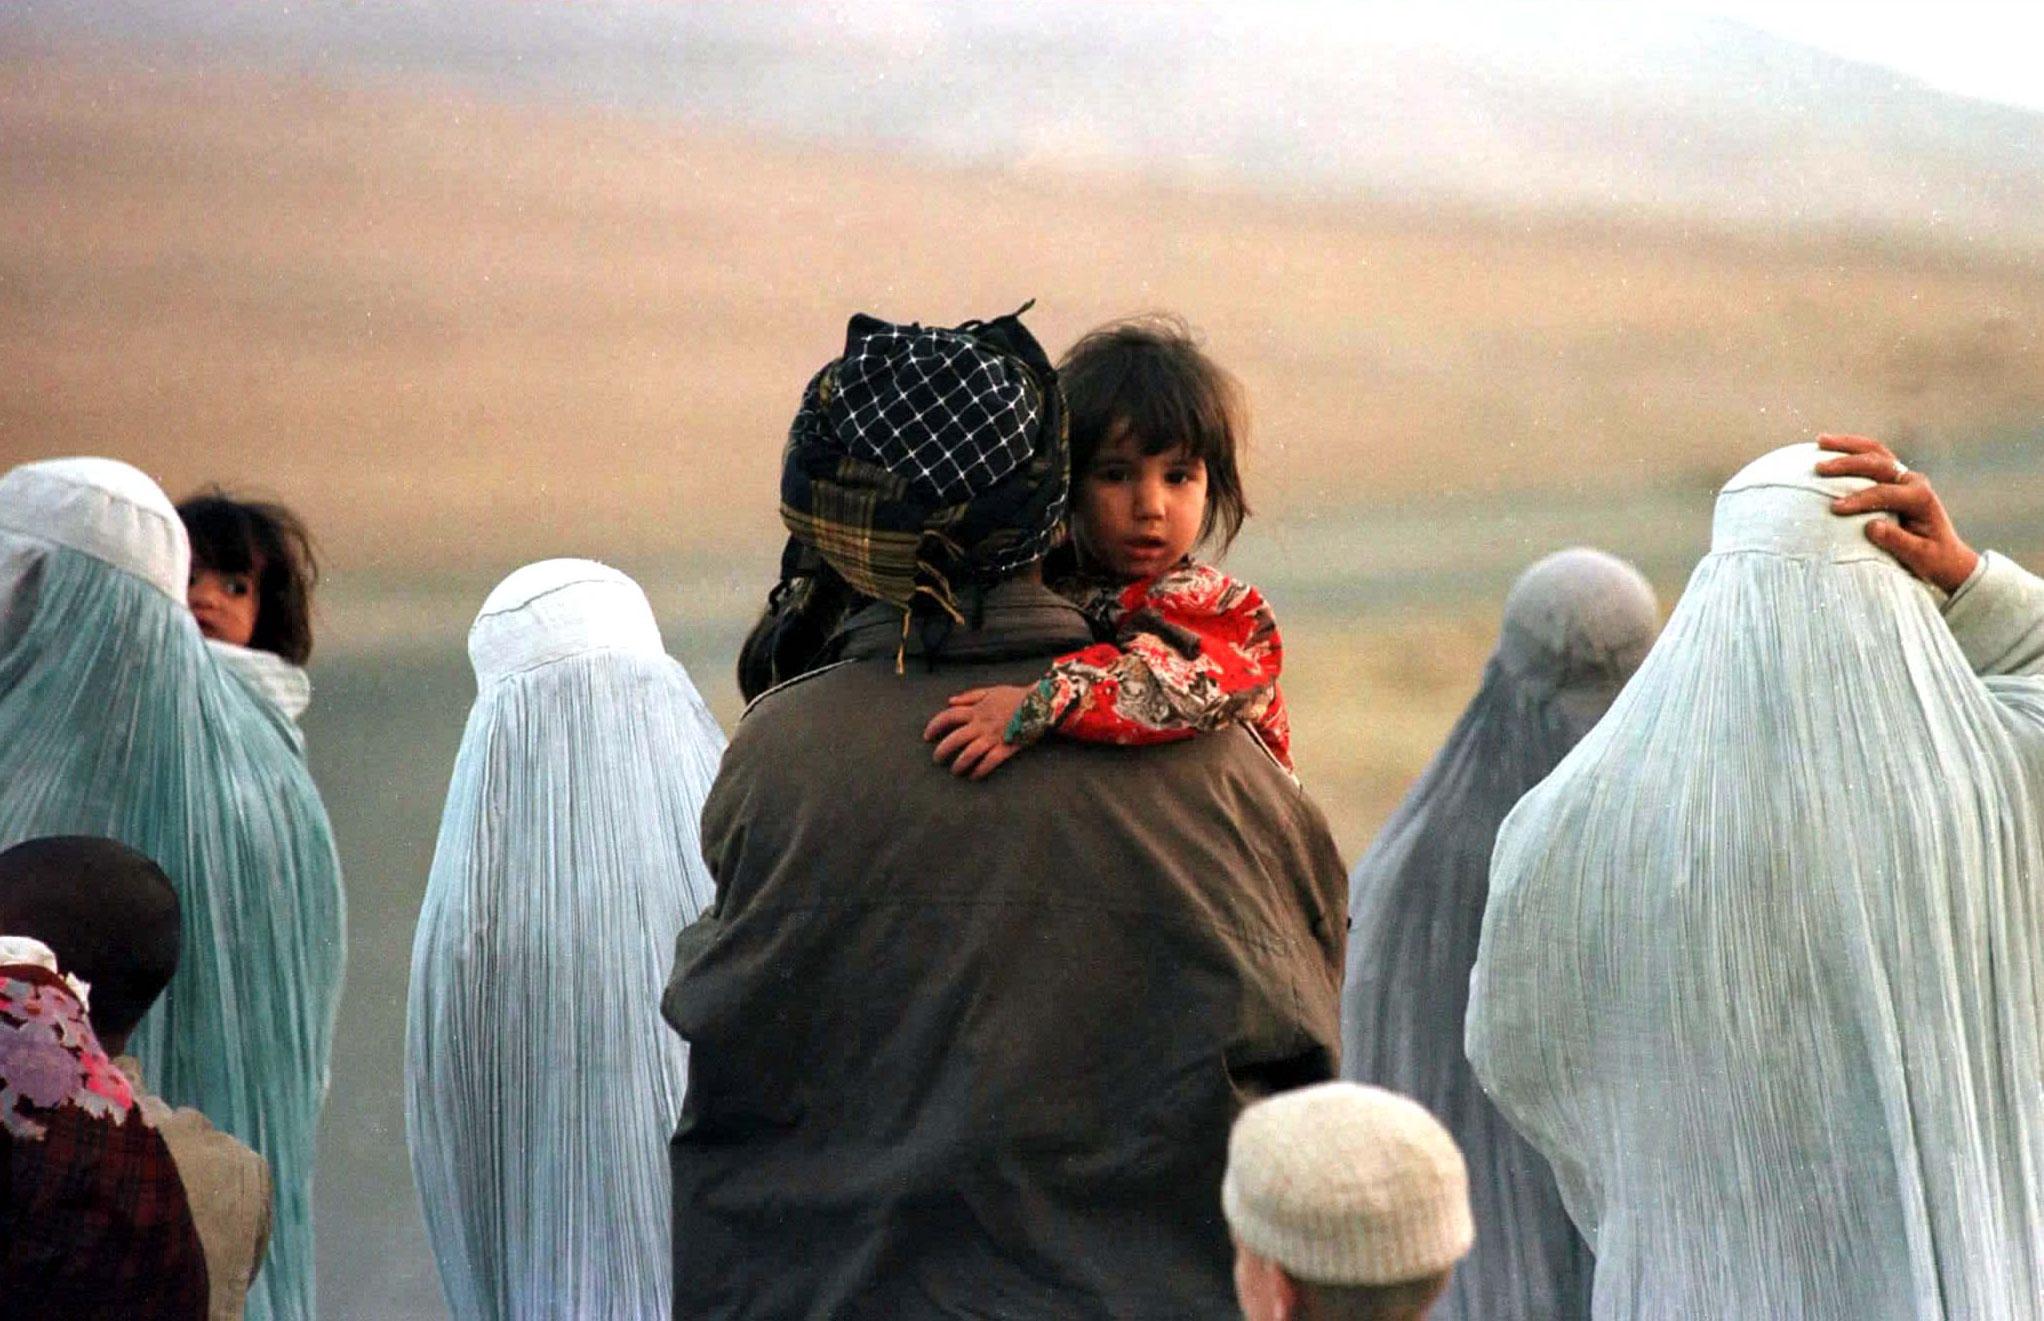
(3, 41, 2041, 574)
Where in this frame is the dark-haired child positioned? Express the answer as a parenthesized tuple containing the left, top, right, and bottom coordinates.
(177, 490, 319, 720)
(925, 315, 1291, 778)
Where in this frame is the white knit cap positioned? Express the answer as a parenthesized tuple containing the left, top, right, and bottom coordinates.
(1222, 1082, 1474, 1287)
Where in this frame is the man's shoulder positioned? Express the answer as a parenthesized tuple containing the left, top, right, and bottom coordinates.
(722, 656, 917, 773)
(738, 650, 1065, 727)
(739, 657, 862, 721)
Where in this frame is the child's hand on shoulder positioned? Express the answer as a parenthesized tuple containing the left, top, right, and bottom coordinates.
(923, 685, 1033, 780)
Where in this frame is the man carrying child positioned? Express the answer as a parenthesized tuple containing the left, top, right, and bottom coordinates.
(663, 307, 1347, 1318)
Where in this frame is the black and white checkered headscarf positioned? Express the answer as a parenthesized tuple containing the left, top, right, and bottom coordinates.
(831, 321, 1044, 507)
(780, 307, 1068, 620)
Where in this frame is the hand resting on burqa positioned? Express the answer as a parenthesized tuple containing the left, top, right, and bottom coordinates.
(1817, 433, 1979, 592)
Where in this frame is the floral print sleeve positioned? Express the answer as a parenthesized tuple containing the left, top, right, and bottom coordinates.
(1008, 561, 1293, 771)
(2, 963, 137, 1139)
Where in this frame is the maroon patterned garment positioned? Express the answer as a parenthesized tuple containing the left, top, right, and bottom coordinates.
(1, 961, 209, 1320)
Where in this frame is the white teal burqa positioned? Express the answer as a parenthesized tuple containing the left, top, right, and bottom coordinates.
(1468, 443, 2044, 1318)
(406, 559, 725, 1321)
(1345, 547, 1657, 1321)
(0, 457, 346, 1321)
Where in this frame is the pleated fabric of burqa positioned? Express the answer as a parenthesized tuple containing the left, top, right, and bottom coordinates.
(406, 559, 725, 1321)
(1344, 547, 1657, 1321)
(0, 457, 347, 1321)
(1468, 443, 2044, 1319)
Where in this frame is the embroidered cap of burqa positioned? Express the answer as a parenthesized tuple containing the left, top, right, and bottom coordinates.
(1468, 443, 2044, 1318)
(406, 559, 725, 1321)
(0, 456, 346, 1321)
(1345, 547, 1657, 1321)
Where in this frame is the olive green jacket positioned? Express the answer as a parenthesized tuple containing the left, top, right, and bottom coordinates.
(664, 579, 1346, 1320)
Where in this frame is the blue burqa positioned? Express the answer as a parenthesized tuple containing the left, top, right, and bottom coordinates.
(406, 559, 725, 1321)
(0, 457, 346, 1321)
(1469, 444, 2044, 1318)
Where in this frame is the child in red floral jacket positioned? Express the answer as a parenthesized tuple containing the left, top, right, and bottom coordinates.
(925, 315, 1291, 778)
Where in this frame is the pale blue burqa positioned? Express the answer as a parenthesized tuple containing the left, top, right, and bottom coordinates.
(1344, 547, 1657, 1321)
(406, 559, 725, 1321)
(0, 457, 346, 1321)
(1469, 444, 2044, 1318)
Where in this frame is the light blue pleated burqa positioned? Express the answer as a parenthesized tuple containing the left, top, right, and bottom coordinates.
(0, 457, 346, 1321)
(406, 558, 725, 1321)
(1468, 443, 2044, 1318)
(1344, 547, 1657, 1321)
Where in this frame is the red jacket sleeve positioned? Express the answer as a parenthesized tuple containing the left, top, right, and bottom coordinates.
(1007, 564, 1291, 768)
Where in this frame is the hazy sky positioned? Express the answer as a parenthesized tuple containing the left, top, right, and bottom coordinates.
(1683, 2, 2044, 111)
(1201, 2, 2044, 114)
(1264, 2, 2044, 113)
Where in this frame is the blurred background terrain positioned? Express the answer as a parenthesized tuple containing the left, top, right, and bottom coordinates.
(3, 3, 2041, 1314)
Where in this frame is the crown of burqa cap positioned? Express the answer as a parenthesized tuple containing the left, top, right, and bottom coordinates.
(0, 456, 189, 597)
(466, 557, 668, 682)
(1466, 442, 2044, 1318)
(0, 455, 346, 1321)
(407, 558, 726, 1321)
(1344, 546, 1656, 1321)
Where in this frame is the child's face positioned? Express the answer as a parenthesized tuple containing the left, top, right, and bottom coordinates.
(188, 566, 259, 648)
(1076, 428, 1208, 580)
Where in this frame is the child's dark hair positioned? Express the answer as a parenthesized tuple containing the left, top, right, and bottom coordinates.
(176, 489, 320, 665)
(1058, 314, 1250, 552)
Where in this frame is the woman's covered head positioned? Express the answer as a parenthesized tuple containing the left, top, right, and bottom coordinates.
(1059, 314, 1250, 561)
(467, 558, 664, 687)
(177, 489, 319, 664)
(1709, 441, 1900, 567)
(1497, 547, 1660, 691)
(0, 457, 190, 602)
